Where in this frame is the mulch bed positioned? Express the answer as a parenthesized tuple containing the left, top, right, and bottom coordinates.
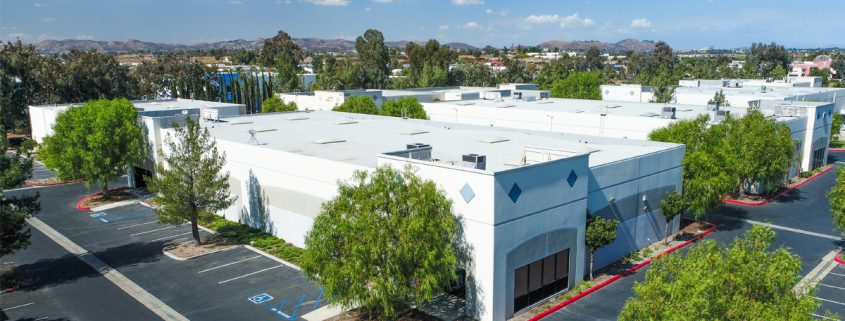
(79, 187, 137, 208)
(163, 235, 238, 259)
(26, 177, 84, 186)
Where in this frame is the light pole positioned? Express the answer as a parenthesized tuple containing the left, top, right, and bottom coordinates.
(546, 114, 554, 132)
(453, 107, 459, 123)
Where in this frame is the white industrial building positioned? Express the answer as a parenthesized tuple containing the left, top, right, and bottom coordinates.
(601, 80, 845, 115)
(151, 111, 683, 320)
(28, 99, 246, 185)
(420, 97, 834, 176)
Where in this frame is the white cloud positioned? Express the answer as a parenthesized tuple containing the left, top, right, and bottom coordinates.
(631, 18, 651, 28)
(464, 21, 481, 29)
(275, 0, 292, 3)
(228, 0, 243, 4)
(303, 0, 350, 5)
(559, 13, 594, 28)
(438, 24, 450, 31)
(33, 3, 46, 7)
(364, 7, 371, 11)
(6, 33, 29, 40)
(371, 0, 393, 2)
(485, 8, 493, 14)
(452, 0, 483, 5)
(525, 14, 559, 23)
(75, 35, 94, 40)
(499, 9, 509, 16)
(42, 17, 55, 22)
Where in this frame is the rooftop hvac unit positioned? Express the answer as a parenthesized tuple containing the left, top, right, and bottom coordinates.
(748, 100, 761, 110)
(714, 110, 730, 123)
(707, 102, 720, 111)
(774, 106, 800, 117)
(462, 154, 486, 170)
(540, 91, 550, 100)
(406, 143, 431, 160)
(660, 106, 676, 119)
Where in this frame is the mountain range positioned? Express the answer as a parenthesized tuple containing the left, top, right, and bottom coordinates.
(30, 37, 656, 53)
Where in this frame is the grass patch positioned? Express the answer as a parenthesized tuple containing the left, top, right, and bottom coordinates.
(831, 140, 844, 148)
(199, 215, 304, 265)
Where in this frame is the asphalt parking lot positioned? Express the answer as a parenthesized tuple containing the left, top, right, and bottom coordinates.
(2, 180, 327, 321)
(543, 152, 845, 321)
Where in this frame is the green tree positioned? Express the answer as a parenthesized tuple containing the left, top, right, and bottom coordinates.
(332, 95, 379, 115)
(301, 165, 459, 318)
(549, 71, 602, 100)
(40, 99, 145, 198)
(147, 117, 235, 246)
(809, 68, 831, 87)
(829, 167, 845, 239)
(649, 115, 737, 217)
(619, 225, 824, 320)
(260, 96, 297, 113)
(355, 29, 390, 89)
(730, 110, 795, 196)
(747, 42, 790, 78)
(585, 215, 619, 280)
(584, 46, 603, 71)
(0, 41, 43, 131)
(0, 132, 39, 256)
(709, 89, 729, 106)
(769, 64, 787, 80)
(417, 63, 449, 88)
(380, 97, 427, 119)
(659, 192, 687, 245)
(259, 31, 303, 92)
(649, 67, 676, 103)
(831, 114, 843, 142)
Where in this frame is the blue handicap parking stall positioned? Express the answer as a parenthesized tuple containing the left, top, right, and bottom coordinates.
(248, 293, 274, 304)
(267, 289, 325, 320)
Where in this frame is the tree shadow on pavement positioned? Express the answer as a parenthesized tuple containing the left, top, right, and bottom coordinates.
(91, 240, 173, 269)
(0, 314, 70, 321)
(702, 205, 749, 232)
(2, 254, 99, 293)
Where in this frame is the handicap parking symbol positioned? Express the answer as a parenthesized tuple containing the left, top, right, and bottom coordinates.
(90, 212, 107, 218)
(249, 293, 274, 304)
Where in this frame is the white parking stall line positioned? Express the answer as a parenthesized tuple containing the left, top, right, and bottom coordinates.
(811, 313, 840, 320)
(817, 297, 845, 306)
(199, 256, 261, 274)
(742, 219, 841, 241)
(820, 284, 845, 291)
(218, 266, 282, 284)
(2, 302, 34, 311)
(116, 221, 158, 230)
(146, 232, 192, 243)
(830, 272, 845, 278)
(129, 225, 177, 237)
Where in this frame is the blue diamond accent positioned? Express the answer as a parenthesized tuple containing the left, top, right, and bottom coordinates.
(459, 183, 476, 203)
(566, 170, 578, 188)
(508, 183, 522, 203)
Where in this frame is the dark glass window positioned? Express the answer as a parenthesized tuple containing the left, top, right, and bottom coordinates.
(513, 249, 571, 313)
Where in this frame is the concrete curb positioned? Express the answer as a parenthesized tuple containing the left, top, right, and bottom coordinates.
(830, 148, 845, 152)
(244, 244, 302, 271)
(528, 223, 716, 321)
(723, 166, 833, 206)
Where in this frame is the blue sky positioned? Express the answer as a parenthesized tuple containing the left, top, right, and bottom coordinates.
(1, 0, 843, 49)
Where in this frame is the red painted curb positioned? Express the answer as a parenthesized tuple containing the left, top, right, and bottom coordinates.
(25, 179, 84, 187)
(723, 166, 834, 206)
(829, 148, 845, 152)
(528, 223, 716, 321)
(836, 253, 845, 265)
(75, 186, 128, 211)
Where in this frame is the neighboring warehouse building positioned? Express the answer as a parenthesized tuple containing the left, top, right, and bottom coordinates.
(277, 84, 546, 110)
(420, 96, 833, 176)
(150, 111, 683, 321)
(28, 98, 245, 186)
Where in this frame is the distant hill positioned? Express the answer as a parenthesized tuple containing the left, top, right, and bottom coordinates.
(32, 37, 651, 54)
(537, 39, 656, 52)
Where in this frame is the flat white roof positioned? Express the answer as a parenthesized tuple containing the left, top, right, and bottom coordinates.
(423, 96, 830, 122)
(204, 111, 681, 172)
(29, 98, 243, 112)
